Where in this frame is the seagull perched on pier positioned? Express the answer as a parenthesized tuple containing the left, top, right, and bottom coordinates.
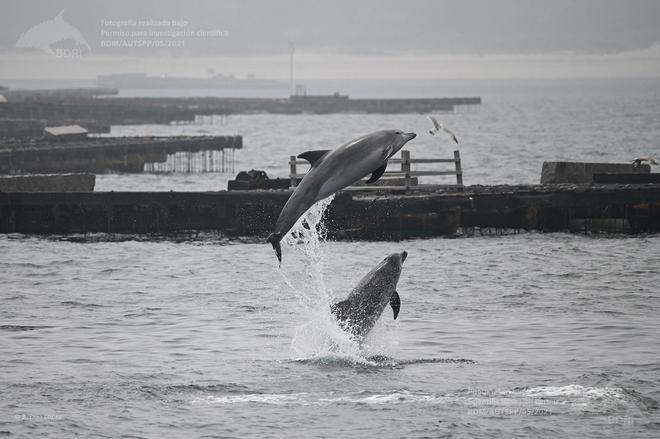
(425, 114, 459, 144)
(632, 156, 658, 168)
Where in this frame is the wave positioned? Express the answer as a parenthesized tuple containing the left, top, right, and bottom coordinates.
(0, 324, 53, 331)
(139, 382, 250, 401)
(496, 384, 656, 413)
(191, 390, 450, 406)
(60, 300, 107, 309)
(292, 355, 476, 369)
(523, 384, 626, 400)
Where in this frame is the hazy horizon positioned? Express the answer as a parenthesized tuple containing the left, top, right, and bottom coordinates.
(1, 0, 660, 81)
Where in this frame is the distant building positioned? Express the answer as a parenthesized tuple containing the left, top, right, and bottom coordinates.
(0, 95, 7, 103)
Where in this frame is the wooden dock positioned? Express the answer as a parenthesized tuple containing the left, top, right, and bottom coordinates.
(1, 184, 658, 238)
(290, 149, 463, 191)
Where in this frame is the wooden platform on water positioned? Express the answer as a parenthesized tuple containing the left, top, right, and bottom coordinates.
(1, 184, 658, 238)
(0, 136, 242, 174)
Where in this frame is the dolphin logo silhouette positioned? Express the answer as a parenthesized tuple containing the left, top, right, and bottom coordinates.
(16, 10, 90, 55)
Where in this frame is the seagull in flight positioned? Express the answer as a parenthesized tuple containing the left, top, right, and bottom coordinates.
(632, 156, 658, 168)
(425, 114, 459, 144)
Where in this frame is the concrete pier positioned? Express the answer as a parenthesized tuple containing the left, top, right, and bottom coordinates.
(0, 119, 46, 139)
(1, 184, 658, 237)
(541, 161, 650, 184)
(0, 87, 118, 102)
(0, 174, 95, 192)
(0, 95, 481, 126)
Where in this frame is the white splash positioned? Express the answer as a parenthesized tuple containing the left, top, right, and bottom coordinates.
(524, 385, 628, 402)
(191, 391, 446, 406)
(274, 196, 373, 361)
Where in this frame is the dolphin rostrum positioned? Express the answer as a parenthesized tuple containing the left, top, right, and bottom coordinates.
(331, 251, 407, 340)
(266, 130, 416, 263)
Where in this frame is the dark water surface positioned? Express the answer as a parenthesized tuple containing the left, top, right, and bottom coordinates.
(1, 231, 659, 437)
(2, 79, 660, 437)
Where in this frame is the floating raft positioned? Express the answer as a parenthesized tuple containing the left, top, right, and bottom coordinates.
(1, 184, 659, 237)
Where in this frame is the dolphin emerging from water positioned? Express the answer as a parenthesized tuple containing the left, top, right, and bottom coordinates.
(266, 130, 416, 263)
(331, 251, 407, 340)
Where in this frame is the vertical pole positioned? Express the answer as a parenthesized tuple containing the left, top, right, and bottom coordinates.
(289, 41, 295, 96)
(454, 150, 463, 187)
(401, 150, 411, 191)
(290, 155, 297, 189)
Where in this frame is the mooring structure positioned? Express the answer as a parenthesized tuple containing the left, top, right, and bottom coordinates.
(0, 135, 242, 174)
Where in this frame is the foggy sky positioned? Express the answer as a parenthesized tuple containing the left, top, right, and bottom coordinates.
(3, 0, 660, 55)
(1, 0, 660, 80)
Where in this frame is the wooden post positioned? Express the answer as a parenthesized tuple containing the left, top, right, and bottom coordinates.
(454, 150, 463, 187)
(289, 155, 297, 189)
(401, 150, 411, 191)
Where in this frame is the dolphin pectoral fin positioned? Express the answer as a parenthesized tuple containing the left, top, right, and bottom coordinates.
(266, 233, 282, 266)
(365, 164, 387, 184)
(390, 291, 401, 320)
(331, 299, 351, 321)
(297, 150, 331, 167)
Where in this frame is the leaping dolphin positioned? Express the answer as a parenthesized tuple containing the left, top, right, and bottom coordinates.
(266, 130, 416, 263)
(331, 251, 407, 340)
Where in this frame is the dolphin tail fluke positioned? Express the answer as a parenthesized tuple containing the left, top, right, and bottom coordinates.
(266, 233, 282, 266)
(390, 291, 400, 320)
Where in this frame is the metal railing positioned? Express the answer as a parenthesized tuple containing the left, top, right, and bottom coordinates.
(289, 149, 463, 191)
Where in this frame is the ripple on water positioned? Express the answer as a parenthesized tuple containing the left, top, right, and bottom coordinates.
(0, 325, 53, 331)
(60, 301, 107, 309)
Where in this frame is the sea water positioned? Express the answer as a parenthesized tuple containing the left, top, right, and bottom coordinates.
(2, 79, 660, 437)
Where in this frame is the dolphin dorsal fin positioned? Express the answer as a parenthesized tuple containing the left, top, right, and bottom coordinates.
(55, 10, 65, 20)
(298, 149, 330, 167)
(365, 163, 387, 184)
(330, 299, 352, 321)
(390, 291, 400, 320)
